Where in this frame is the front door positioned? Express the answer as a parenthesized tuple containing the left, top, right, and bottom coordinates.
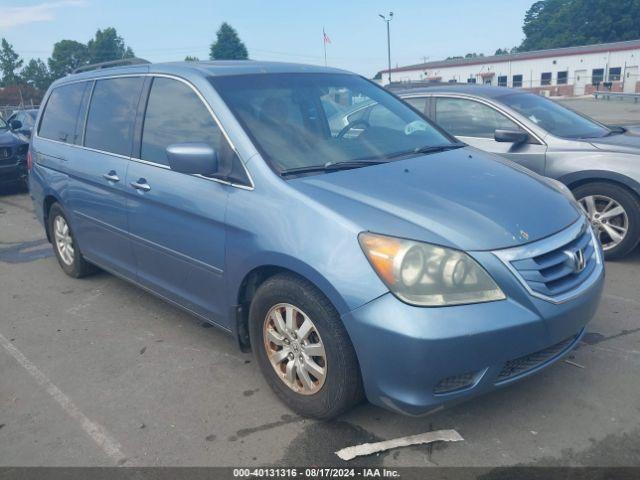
(433, 96, 547, 175)
(574, 69, 587, 96)
(624, 66, 638, 94)
(126, 76, 234, 323)
(65, 77, 144, 277)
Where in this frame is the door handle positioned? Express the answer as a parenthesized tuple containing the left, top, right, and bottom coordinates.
(130, 179, 151, 192)
(102, 171, 120, 182)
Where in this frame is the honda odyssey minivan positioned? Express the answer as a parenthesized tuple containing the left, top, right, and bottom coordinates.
(29, 61, 604, 418)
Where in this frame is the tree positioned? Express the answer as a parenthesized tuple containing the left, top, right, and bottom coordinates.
(520, 0, 640, 51)
(21, 59, 52, 92)
(87, 27, 135, 64)
(0, 38, 23, 86)
(209, 23, 248, 60)
(445, 53, 484, 61)
(184, 55, 200, 61)
(48, 40, 89, 79)
(494, 46, 520, 56)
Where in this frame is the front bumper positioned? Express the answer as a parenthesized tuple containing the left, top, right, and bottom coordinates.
(342, 241, 604, 416)
(0, 159, 27, 185)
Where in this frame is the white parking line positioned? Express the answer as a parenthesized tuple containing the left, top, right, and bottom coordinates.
(0, 332, 127, 465)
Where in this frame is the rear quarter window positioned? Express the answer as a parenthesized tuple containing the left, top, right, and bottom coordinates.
(38, 82, 88, 144)
(84, 77, 144, 156)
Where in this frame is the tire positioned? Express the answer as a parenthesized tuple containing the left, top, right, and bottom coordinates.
(48, 203, 97, 278)
(572, 182, 640, 260)
(249, 273, 363, 419)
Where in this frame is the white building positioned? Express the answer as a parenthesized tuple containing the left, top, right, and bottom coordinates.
(377, 39, 640, 96)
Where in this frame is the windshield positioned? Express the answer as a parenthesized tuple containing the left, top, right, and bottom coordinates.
(209, 73, 453, 174)
(501, 93, 610, 139)
(0, 117, 7, 129)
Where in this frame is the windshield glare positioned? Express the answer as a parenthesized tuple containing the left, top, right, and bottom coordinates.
(210, 73, 452, 174)
(0, 117, 7, 129)
(501, 93, 609, 139)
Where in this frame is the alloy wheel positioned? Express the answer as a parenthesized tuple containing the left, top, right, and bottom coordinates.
(263, 303, 327, 395)
(579, 194, 629, 251)
(53, 215, 75, 266)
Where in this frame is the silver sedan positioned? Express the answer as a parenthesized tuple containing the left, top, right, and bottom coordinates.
(387, 86, 640, 259)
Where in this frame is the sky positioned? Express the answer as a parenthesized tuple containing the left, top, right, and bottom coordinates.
(0, 0, 536, 77)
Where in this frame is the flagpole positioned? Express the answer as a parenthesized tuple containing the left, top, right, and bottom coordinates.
(323, 28, 327, 66)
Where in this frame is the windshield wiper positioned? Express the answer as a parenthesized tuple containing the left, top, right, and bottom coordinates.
(605, 125, 626, 136)
(280, 159, 390, 177)
(384, 143, 465, 160)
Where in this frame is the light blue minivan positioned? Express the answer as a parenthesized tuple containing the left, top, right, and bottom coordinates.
(29, 61, 604, 418)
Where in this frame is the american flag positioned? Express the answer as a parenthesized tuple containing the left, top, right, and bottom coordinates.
(323, 28, 331, 44)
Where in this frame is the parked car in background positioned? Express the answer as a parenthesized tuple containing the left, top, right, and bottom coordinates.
(0, 115, 29, 191)
(390, 85, 640, 259)
(30, 61, 603, 418)
(6, 109, 39, 140)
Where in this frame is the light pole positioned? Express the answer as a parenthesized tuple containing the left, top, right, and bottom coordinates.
(379, 12, 393, 84)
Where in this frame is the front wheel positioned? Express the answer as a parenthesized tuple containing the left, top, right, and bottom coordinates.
(573, 182, 640, 259)
(249, 273, 363, 419)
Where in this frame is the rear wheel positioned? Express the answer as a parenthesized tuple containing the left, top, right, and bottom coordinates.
(249, 273, 363, 419)
(572, 182, 640, 259)
(48, 203, 96, 278)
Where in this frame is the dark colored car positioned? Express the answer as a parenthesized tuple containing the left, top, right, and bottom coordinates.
(6, 109, 38, 140)
(391, 85, 640, 259)
(0, 115, 29, 190)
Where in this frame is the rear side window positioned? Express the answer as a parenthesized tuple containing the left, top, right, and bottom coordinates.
(84, 77, 144, 156)
(403, 97, 427, 113)
(141, 77, 223, 166)
(38, 83, 87, 143)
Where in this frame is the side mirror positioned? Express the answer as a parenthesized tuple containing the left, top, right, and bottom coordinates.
(494, 129, 528, 144)
(10, 119, 22, 130)
(166, 143, 218, 176)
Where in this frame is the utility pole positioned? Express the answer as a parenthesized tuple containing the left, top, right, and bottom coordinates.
(379, 12, 393, 84)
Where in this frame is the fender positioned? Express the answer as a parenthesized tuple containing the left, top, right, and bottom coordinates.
(559, 170, 640, 197)
(228, 250, 352, 316)
(226, 251, 362, 351)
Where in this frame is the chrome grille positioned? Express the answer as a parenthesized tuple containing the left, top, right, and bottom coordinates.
(493, 219, 602, 303)
(0, 146, 14, 166)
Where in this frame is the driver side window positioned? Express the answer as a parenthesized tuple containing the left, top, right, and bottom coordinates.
(435, 97, 519, 139)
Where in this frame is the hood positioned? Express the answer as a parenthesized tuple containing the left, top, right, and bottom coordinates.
(289, 149, 580, 251)
(0, 129, 22, 146)
(586, 131, 640, 154)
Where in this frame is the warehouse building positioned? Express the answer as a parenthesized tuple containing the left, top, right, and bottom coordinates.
(377, 39, 640, 96)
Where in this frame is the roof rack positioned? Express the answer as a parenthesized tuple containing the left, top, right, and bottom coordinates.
(72, 58, 151, 74)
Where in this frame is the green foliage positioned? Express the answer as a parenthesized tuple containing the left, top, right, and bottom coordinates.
(209, 22, 248, 60)
(47, 28, 134, 81)
(445, 53, 485, 61)
(184, 56, 200, 62)
(87, 28, 135, 63)
(494, 46, 520, 56)
(48, 40, 89, 79)
(0, 38, 24, 86)
(520, 0, 640, 51)
(21, 59, 52, 91)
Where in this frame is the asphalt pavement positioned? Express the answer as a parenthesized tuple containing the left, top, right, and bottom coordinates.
(1, 188, 639, 468)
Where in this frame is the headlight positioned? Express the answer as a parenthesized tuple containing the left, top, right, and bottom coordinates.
(359, 233, 505, 307)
